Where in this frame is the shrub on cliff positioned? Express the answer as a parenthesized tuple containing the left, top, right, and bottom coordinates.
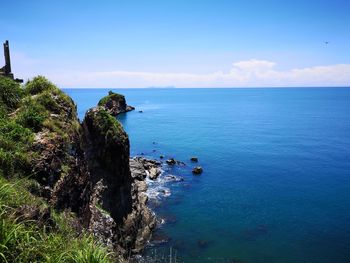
(0, 76, 24, 110)
(15, 100, 48, 132)
(25, 75, 56, 95)
(0, 119, 33, 176)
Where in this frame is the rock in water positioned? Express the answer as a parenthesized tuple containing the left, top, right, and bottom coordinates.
(149, 167, 161, 180)
(191, 157, 198, 162)
(130, 157, 162, 180)
(166, 158, 177, 165)
(98, 91, 135, 116)
(192, 166, 203, 175)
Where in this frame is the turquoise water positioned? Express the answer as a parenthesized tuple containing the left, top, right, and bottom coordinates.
(65, 88, 350, 263)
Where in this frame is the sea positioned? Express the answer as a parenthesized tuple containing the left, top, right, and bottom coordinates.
(65, 88, 350, 263)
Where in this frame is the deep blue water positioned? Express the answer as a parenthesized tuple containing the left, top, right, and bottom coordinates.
(65, 88, 350, 263)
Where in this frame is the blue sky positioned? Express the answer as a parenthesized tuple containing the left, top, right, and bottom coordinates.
(1, 0, 350, 88)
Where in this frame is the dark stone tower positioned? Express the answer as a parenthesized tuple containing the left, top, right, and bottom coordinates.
(0, 40, 23, 83)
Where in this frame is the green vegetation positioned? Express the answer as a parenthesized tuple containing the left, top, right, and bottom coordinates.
(0, 77, 24, 111)
(97, 91, 125, 106)
(25, 76, 56, 95)
(0, 176, 114, 263)
(87, 108, 128, 144)
(0, 76, 115, 262)
(15, 98, 48, 132)
(0, 119, 33, 176)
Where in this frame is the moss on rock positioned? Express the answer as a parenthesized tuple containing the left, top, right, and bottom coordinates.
(85, 107, 128, 145)
(98, 91, 125, 106)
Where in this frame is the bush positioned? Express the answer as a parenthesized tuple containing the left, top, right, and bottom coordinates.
(0, 119, 33, 177)
(36, 91, 60, 113)
(25, 76, 56, 95)
(15, 100, 47, 132)
(0, 76, 23, 110)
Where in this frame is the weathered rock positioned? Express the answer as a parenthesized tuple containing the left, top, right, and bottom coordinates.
(135, 180, 148, 192)
(126, 105, 135, 112)
(149, 167, 161, 180)
(130, 158, 147, 180)
(192, 166, 203, 175)
(130, 157, 162, 181)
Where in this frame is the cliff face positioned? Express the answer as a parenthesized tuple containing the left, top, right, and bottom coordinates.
(0, 76, 154, 258)
(80, 106, 155, 255)
(82, 107, 132, 221)
(52, 100, 155, 256)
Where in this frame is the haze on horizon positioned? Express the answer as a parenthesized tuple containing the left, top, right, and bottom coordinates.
(1, 0, 350, 88)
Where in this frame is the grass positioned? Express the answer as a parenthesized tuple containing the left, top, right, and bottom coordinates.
(0, 175, 115, 263)
(0, 77, 24, 111)
(0, 118, 34, 177)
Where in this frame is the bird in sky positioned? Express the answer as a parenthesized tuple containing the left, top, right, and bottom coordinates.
(325, 41, 330, 45)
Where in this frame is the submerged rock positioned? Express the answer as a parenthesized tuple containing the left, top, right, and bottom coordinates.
(151, 230, 171, 244)
(197, 239, 211, 249)
(192, 166, 203, 175)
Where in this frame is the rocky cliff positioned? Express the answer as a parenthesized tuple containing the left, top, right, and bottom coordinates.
(0, 76, 155, 260)
(53, 92, 156, 257)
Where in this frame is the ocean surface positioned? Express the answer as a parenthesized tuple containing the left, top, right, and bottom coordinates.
(65, 88, 350, 263)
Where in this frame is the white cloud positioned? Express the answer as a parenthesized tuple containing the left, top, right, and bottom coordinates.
(13, 56, 350, 88)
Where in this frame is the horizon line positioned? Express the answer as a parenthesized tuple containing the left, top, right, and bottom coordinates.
(61, 86, 350, 90)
